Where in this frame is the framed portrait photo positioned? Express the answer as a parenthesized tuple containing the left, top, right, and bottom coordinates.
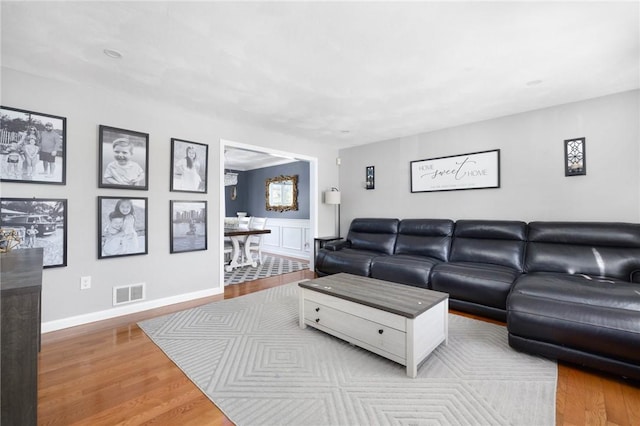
(98, 196, 148, 259)
(0, 106, 67, 185)
(0, 197, 67, 268)
(99, 125, 149, 190)
(170, 200, 207, 253)
(170, 138, 208, 193)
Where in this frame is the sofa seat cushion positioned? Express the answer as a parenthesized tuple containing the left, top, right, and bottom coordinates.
(508, 272, 640, 365)
(370, 255, 442, 289)
(430, 262, 521, 310)
(315, 248, 383, 277)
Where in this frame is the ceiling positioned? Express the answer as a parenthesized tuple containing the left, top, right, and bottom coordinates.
(1, 1, 639, 150)
(224, 147, 297, 171)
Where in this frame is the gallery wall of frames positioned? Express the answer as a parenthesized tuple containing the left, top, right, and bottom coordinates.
(0, 105, 209, 268)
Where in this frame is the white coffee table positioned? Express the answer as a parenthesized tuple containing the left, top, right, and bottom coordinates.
(299, 273, 449, 378)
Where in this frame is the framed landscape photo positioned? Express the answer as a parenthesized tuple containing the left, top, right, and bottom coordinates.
(170, 200, 207, 253)
(0, 106, 66, 185)
(98, 196, 148, 259)
(0, 197, 67, 268)
(170, 138, 208, 193)
(99, 125, 149, 190)
(410, 149, 500, 193)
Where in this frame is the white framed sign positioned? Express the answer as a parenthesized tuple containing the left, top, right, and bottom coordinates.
(410, 149, 500, 193)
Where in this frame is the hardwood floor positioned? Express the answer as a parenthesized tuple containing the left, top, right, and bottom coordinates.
(38, 271, 640, 426)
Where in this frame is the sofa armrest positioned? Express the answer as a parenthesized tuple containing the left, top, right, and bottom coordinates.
(324, 240, 351, 251)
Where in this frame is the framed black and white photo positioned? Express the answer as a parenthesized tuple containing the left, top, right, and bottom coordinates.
(0, 106, 66, 185)
(99, 125, 149, 190)
(0, 197, 67, 268)
(170, 138, 208, 193)
(410, 149, 500, 193)
(564, 137, 586, 176)
(98, 196, 148, 259)
(170, 200, 207, 253)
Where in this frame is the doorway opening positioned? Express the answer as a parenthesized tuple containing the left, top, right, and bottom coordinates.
(219, 139, 318, 289)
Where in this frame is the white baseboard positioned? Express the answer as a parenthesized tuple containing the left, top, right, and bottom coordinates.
(41, 287, 223, 333)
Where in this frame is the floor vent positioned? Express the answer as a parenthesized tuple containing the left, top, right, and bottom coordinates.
(113, 282, 145, 306)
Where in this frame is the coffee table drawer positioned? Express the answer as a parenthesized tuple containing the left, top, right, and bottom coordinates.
(303, 300, 406, 360)
(302, 287, 406, 331)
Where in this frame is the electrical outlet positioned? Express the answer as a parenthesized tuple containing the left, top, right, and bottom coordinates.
(80, 276, 91, 290)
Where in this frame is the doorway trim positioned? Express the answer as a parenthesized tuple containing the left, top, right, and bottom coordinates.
(219, 139, 318, 290)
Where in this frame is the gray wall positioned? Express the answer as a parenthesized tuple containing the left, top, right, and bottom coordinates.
(338, 90, 640, 229)
(2, 64, 636, 330)
(1, 68, 340, 328)
(224, 161, 310, 219)
(224, 170, 248, 216)
(246, 161, 310, 219)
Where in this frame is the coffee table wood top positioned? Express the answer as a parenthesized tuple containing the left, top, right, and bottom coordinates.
(299, 273, 448, 319)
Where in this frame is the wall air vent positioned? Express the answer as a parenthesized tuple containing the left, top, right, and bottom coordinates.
(113, 282, 145, 306)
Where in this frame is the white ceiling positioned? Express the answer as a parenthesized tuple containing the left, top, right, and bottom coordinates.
(2, 1, 639, 150)
(224, 147, 297, 171)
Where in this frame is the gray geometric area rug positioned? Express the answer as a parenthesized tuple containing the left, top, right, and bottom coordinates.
(139, 282, 557, 426)
(224, 254, 309, 286)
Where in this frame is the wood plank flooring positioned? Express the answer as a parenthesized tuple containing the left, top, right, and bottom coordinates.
(38, 271, 640, 425)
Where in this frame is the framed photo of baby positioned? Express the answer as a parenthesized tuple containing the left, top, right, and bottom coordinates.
(99, 125, 149, 190)
(170, 138, 208, 193)
(0, 105, 67, 185)
(98, 196, 148, 259)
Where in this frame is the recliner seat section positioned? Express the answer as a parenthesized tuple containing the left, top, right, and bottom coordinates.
(315, 218, 399, 277)
(429, 220, 527, 321)
(370, 219, 454, 288)
(507, 221, 640, 380)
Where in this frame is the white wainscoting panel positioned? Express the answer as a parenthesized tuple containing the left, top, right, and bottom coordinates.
(262, 218, 310, 260)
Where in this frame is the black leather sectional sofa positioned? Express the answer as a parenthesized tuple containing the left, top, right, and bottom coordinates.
(315, 218, 640, 380)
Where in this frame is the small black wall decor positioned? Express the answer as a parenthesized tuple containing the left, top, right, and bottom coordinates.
(366, 166, 375, 190)
(564, 137, 586, 176)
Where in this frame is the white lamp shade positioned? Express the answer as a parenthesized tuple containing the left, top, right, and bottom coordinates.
(324, 190, 341, 205)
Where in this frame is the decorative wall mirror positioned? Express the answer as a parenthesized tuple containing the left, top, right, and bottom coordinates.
(266, 174, 298, 212)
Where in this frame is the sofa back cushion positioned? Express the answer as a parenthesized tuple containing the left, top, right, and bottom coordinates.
(394, 219, 454, 261)
(450, 220, 527, 271)
(525, 222, 640, 282)
(347, 218, 399, 255)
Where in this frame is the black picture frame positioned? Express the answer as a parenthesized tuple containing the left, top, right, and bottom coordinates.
(0, 106, 67, 185)
(366, 165, 375, 190)
(564, 137, 586, 176)
(0, 197, 67, 268)
(170, 200, 207, 253)
(98, 196, 148, 259)
(170, 138, 208, 193)
(98, 125, 149, 190)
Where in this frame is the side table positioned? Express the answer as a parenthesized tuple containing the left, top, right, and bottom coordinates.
(313, 236, 343, 272)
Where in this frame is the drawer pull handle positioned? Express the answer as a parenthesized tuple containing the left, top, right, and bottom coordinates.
(315, 307, 320, 312)
(378, 329, 384, 334)
(315, 318, 320, 323)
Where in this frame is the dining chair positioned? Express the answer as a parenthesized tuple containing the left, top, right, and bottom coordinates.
(243, 217, 267, 265)
(238, 216, 251, 230)
(223, 240, 233, 264)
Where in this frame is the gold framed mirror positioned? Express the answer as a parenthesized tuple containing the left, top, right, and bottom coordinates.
(265, 175, 298, 212)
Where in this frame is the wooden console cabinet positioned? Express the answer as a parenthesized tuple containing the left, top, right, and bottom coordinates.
(1, 248, 43, 426)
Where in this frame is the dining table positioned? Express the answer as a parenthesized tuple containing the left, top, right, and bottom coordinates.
(224, 228, 271, 272)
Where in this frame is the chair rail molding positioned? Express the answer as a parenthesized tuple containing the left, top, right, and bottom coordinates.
(262, 218, 311, 260)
